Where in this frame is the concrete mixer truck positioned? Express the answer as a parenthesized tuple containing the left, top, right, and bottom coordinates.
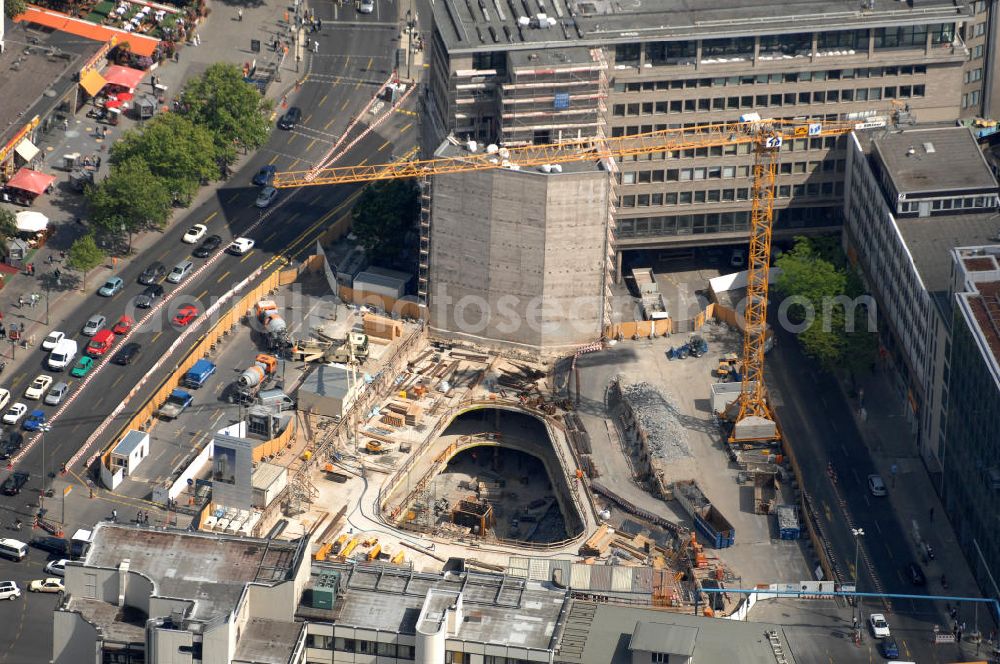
(254, 300, 290, 351)
(230, 353, 278, 405)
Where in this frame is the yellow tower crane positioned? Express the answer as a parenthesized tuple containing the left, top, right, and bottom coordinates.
(273, 118, 860, 442)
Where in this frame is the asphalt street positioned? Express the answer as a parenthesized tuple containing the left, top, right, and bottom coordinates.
(0, 13, 412, 661)
(767, 324, 962, 662)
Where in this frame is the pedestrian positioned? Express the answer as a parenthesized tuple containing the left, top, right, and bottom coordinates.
(137, 510, 142, 523)
(112, 509, 118, 523)
(62, 118, 69, 131)
(0, 324, 7, 340)
(96, 156, 102, 169)
(17, 295, 23, 308)
(145, 512, 150, 525)
(59, 250, 66, 261)
(313, 39, 319, 53)
(317, 17, 322, 31)
(237, 7, 243, 20)
(929, 506, 934, 522)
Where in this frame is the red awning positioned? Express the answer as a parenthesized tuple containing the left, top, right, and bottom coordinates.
(6, 168, 56, 196)
(14, 7, 161, 57)
(103, 65, 145, 91)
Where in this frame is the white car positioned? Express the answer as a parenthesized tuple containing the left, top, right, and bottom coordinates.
(41, 331, 65, 351)
(0, 389, 10, 412)
(0, 581, 21, 601)
(43, 559, 67, 577)
(868, 474, 887, 497)
(2, 403, 27, 425)
(358, 0, 374, 12)
(869, 613, 890, 639)
(182, 224, 208, 244)
(28, 578, 64, 593)
(24, 375, 53, 400)
(227, 238, 255, 255)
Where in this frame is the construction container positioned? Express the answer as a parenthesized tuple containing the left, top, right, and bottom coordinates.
(251, 463, 288, 509)
(776, 504, 800, 540)
(674, 480, 735, 549)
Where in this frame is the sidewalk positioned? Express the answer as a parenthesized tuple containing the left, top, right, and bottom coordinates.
(840, 367, 994, 649)
(0, 0, 308, 389)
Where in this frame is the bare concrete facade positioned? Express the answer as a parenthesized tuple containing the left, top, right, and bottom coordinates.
(427, 157, 611, 352)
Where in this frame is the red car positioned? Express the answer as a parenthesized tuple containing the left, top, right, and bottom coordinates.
(86, 329, 116, 357)
(172, 305, 199, 327)
(112, 315, 134, 335)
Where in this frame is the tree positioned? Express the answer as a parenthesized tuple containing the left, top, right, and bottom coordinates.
(774, 237, 877, 375)
(110, 113, 219, 205)
(179, 63, 273, 163)
(67, 235, 105, 292)
(4, 0, 27, 19)
(351, 180, 420, 265)
(0, 207, 18, 248)
(86, 157, 173, 242)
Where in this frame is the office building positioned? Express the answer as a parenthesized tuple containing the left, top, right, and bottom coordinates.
(843, 125, 999, 465)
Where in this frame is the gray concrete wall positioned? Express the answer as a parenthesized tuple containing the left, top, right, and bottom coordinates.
(428, 165, 610, 353)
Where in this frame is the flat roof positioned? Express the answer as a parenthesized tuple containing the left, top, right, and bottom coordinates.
(299, 363, 354, 399)
(85, 523, 302, 621)
(555, 600, 796, 664)
(629, 621, 697, 656)
(112, 430, 147, 457)
(298, 562, 567, 652)
(874, 127, 998, 195)
(896, 211, 1000, 301)
(433, 0, 965, 53)
(232, 618, 303, 664)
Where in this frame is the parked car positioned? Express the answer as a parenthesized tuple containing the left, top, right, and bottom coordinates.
(1, 403, 26, 425)
(28, 578, 64, 593)
(97, 277, 124, 297)
(868, 474, 887, 497)
(40, 331, 65, 351)
(0, 389, 10, 412)
(24, 375, 53, 400)
(730, 248, 747, 267)
(880, 636, 899, 659)
(172, 305, 199, 327)
(70, 356, 94, 378)
(0, 434, 21, 460)
(82, 315, 106, 336)
(1, 472, 29, 496)
(869, 613, 890, 639)
(135, 284, 164, 309)
(44, 559, 67, 577)
(0, 581, 20, 600)
(23, 410, 46, 431)
(227, 238, 255, 256)
(111, 315, 133, 335)
(29, 536, 67, 556)
(905, 562, 926, 586)
(138, 262, 166, 285)
(255, 186, 278, 208)
(193, 234, 223, 258)
(44, 382, 69, 406)
(277, 106, 301, 130)
(358, 0, 375, 13)
(182, 224, 208, 244)
(112, 343, 142, 366)
(252, 165, 276, 186)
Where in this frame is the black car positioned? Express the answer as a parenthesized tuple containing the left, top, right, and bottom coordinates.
(135, 284, 164, 309)
(30, 536, 69, 557)
(192, 235, 223, 258)
(112, 342, 142, 366)
(0, 432, 23, 460)
(2, 471, 29, 496)
(277, 106, 302, 130)
(906, 562, 926, 586)
(138, 261, 166, 285)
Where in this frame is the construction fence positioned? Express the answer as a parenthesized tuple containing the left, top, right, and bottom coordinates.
(604, 307, 716, 340)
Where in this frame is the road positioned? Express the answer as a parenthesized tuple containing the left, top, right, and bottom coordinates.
(767, 324, 960, 662)
(0, 14, 412, 661)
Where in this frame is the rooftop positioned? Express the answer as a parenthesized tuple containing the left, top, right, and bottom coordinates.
(629, 621, 697, 656)
(299, 363, 356, 399)
(555, 600, 796, 664)
(874, 127, 998, 195)
(232, 618, 303, 664)
(298, 562, 567, 652)
(433, 0, 965, 53)
(85, 524, 302, 621)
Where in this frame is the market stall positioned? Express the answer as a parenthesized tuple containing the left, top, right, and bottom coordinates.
(2, 168, 56, 206)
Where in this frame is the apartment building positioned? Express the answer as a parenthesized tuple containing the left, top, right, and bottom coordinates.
(424, 0, 973, 265)
(843, 125, 999, 465)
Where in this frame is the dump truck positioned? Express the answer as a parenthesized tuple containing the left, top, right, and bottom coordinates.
(158, 389, 193, 420)
(230, 354, 277, 404)
(183, 359, 216, 389)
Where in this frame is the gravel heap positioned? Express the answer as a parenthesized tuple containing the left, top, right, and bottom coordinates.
(620, 381, 692, 461)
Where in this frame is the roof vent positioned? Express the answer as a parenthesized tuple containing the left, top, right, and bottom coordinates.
(906, 146, 916, 156)
(923, 142, 936, 154)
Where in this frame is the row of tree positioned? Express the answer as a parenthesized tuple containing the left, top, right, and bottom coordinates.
(65, 64, 273, 284)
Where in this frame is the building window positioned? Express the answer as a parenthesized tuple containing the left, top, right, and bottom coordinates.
(702, 37, 754, 59)
(615, 43, 641, 66)
(874, 25, 928, 49)
(377, 643, 398, 657)
(651, 653, 670, 664)
(759, 32, 811, 57)
(818, 29, 868, 51)
(335, 638, 356, 652)
(645, 41, 696, 65)
(930, 23, 956, 44)
(307, 634, 334, 650)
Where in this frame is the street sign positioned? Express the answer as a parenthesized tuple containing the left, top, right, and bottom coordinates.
(934, 633, 956, 644)
(251, 39, 261, 53)
(554, 93, 570, 110)
(808, 123, 822, 136)
(63, 486, 72, 497)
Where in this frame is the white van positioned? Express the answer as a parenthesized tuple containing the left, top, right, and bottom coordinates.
(47, 339, 78, 372)
(0, 538, 28, 561)
(167, 260, 194, 284)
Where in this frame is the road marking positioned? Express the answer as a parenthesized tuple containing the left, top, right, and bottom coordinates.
(306, 138, 317, 152)
(365, 56, 373, 71)
(873, 519, 882, 534)
(319, 94, 328, 106)
(204, 211, 218, 223)
(357, 158, 368, 166)
(340, 99, 350, 111)
(399, 121, 413, 133)
(289, 159, 300, 170)
(378, 139, 391, 151)
(268, 154, 279, 165)
(226, 192, 239, 204)
(344, 55, 351, 71)
(395, 108, 417, 116)
(324, 116, 337, 130)
(287, 132, 297, 145)
(112, 374, 124, 387)
(151, 331, 163, 344)
(310, 194, 323, 205)
(195, 289, 208, 301)
(852, 468, 860, 485)
(240, 250, 256, 263)
(264, 231, 278, 243)
(10, 373, 25, 389)
(170, 452, 182, 467)
(216, 270, 231, 284)
(210, 411, 225, 430)
(303, 114, 312, 124)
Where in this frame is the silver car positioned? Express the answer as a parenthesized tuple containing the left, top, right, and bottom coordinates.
(82, 315, 106, 336)
(44, 382, 69, 406)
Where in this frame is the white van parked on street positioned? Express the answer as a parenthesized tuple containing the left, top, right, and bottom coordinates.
(47, 339, 78, 371)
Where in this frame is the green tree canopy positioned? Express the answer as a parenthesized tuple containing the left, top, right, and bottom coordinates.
(86, 157, 173, 237)
(4, 0, 27, 19)
(351, 180, 420, 265)
(0, 207, 19, 248)
(110, 113, 219, 205)
(774, 236, 877, 375)
(67, 234, 106, 291)
(179, 63, 273, 163)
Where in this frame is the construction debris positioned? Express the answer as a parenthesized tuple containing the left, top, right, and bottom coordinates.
(618, 380, 692, 462)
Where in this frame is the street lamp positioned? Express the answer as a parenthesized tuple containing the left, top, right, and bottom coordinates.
(852, 527, 865, 642)
(38, 422, 52, 509)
